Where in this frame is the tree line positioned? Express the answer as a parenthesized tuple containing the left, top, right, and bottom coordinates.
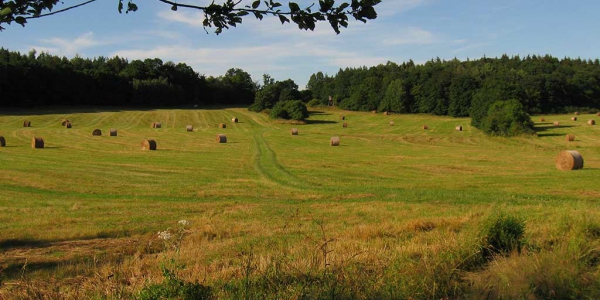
(306, 54, 600, 135)
(0, 48, 257, 107)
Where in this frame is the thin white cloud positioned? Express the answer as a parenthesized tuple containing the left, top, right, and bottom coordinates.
(31, 32, 105, 57)
(158, 10, 205, 27)
(377, 0, 430, 17)
(383, 27, 437, 45)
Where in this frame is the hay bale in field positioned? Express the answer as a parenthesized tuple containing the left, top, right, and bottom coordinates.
(291, 128, 298, 135)
(186, 125, 193, 132)
(330, 136, 340, 146)
(219, 123, 227, 129)
(0, 136, 5, 147)
(571, 117, 578, 121)
(565, 134, 575, 141)
(65, 122, 72, 129)
(540, 118, 545, 122)
(588, 120, 596, 125)
(343, 123, 348, 128)
(371, 110, 376, 113)
(141, 139, 157, 150)
(553, 121, 560, 127)
(109, 128, 117, 136)
(389, 121, 395, 126)
(31, 137, 44, 148)
(597, 112, 600, 116)
(341, 115, 345, 120)
(555, 150, 584, 170)
(423, 125, 429, 130)
(574, 112, 580, 115)
(455, 125, 463, 131)
(383, 111, 389, 116)
(23, 121, 31, 127)
(92, 129, 102, 136)
(151, 122, 162, 128)
(61, 119, 70, 126)
(232, 117, 238, 123)
(216, 134, 227, 143)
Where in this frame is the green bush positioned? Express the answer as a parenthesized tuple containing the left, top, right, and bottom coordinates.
(269, 101, 289, 120)
(480, 99, 535, 136)
(269, 100, 308, 121)
(307, 99, 322, 108)
(481, 213, 525, 258)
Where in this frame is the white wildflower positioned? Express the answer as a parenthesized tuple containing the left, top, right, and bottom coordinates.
(178, 220, 190, 226)
(158, 230, 172, 240)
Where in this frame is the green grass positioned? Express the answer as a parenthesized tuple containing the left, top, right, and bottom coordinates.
(0, 107, 599, 298)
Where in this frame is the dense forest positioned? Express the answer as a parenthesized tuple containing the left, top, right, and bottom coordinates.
(0, 48, 258, 107)
(3, 47, 599, 132)
(307, 55, 600, 117)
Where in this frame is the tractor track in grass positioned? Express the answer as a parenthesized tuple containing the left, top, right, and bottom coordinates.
(252, 130, 311, 191)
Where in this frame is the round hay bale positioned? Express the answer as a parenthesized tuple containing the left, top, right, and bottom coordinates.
(574, 112, 580, 115)
(151, 122, 162, 128)
(232, 117, 238, 123)
(31, 137, 44, 149)
(92, 129, 102, 136)
(23, 121, 31, 127)
(291, 128, 299, 135)
(383, 111, 389, 116)
(553, 121, 560, 127)
(330, 136, 340, 146)
(141, 139, 157, 150)
(216, 134, 227, 143)
(219, 123, 227, 129)
(186, 125, 193, 132)
(341, 116, 345, 120)
(0, 136, 5, 147)
(389, 121, 395, 126)
(371, 110, 376, 113)
(61, 119, 70, 126)
(455, 125, 463, 131)
(343, 123, 348, 128)
(423, 125, 429, 130)
(565, 134, 575, 142)
(555, 150, 584, 170)
(540, 118, 545, 122)
(109, 128, 117, 136)
(587, 120, 596, 125)
(571, 117, 577, 121)
(597, 112, 600, 116)
(65, 122, 72, 129)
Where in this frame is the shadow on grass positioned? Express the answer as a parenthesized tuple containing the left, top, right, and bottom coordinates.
(305, 120, 338, 125)
(1, 261, 62, 279)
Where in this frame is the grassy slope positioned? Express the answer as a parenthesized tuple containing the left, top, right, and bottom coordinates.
(0, 107, 599, 298)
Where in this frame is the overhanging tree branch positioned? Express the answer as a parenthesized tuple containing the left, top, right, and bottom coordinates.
(0, 0, 381, 34)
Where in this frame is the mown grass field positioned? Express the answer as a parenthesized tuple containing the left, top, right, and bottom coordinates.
(0, 107, 599, 299)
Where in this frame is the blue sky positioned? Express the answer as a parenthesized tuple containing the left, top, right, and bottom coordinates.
(1, 0, 600, 89)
